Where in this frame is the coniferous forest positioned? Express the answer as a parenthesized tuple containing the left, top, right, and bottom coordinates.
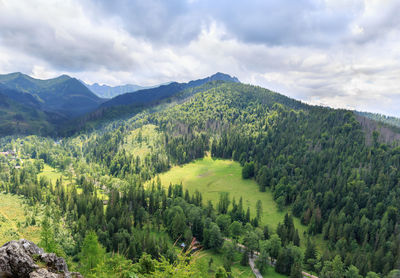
(1, 80, 400, 277)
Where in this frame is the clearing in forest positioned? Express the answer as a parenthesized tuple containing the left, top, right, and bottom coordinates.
(0, 193, 41, 246)
(156, 156, 307, 237)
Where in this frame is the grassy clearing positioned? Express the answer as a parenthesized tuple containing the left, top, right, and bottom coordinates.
(37, 163, 81, 193)
(156, 157, 308, 240)
(0, 193, 41, 246)
(37, 164, 68, 186)
(122, 124, 163, 158)
(36, 163, 110, 200)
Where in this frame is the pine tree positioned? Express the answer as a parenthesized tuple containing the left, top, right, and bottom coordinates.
(39, 209, 57, 254)
(256, 200, 262, 221)
(79, 230, 105, 275)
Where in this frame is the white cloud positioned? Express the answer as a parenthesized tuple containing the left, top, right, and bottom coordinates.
(0, 0, 400, 116)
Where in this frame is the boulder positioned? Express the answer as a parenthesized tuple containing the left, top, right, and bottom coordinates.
(0, 239, 82, 278)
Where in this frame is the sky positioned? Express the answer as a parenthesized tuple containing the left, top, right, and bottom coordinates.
(0, 0, 400, 116)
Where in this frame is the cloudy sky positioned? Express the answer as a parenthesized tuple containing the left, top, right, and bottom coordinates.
(1, 0, 400, 116)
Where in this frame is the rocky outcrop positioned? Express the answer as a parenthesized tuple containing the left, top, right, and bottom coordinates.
(0, 239, 82, 278)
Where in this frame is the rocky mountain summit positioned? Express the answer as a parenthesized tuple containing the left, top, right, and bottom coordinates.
(0, 239, 82, 278)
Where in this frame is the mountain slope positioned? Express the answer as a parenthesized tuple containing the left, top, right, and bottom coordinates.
(0, 72, 104, 118)
(36, 77, 104, 117)
(0, 91, 53, 135)
(356, 111, 400, 128)
(76, 81, 400, 275)
(101, 72, 239, 108)
(3, 80, 400, 276)
(145, 82, 400, 275)
(0, 84, 42, 109)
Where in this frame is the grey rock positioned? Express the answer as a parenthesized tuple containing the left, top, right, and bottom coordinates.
(0, 239, 82, 278)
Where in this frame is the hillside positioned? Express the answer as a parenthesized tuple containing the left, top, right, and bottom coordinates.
(143, 82, 400, 275)
(0, 91, 54, 135)
(1, 78, 399, 277)
(356, 111, 400, 130)
(60, 74, 241, 135)
(101, 72, 239, 108)
(0, 84, 42, 108)
(59, 80, 398, 276)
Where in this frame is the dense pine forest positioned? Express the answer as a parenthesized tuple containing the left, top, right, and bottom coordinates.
(1, 81, 400, 277)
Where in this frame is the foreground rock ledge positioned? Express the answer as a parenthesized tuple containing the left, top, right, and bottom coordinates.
(0, 239, 82, 278)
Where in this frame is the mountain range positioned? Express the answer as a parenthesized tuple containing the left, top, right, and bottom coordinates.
(0, 71, 399, 138)
(84, 82, 148, 98)
(0, 72, 103, 118)
(0, 72, 240, 136)
(100, 72, 239, 108)
(1, 70, 400, 276)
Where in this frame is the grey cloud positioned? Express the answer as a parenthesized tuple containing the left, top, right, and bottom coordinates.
(90, 0, 366, 47)
(350, 1, 400, 45)
(92, 0, 400, 48)
(89, 0, 205, 44)
(1, 0, 400, 117)
(204, 0, 357, 46)
(0, 2, 136, 72)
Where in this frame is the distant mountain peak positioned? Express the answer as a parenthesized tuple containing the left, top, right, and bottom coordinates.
(209, 72, 240, 83)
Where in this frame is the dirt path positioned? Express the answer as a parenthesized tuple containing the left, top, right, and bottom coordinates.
(249, 255, 263, 278)
(224, 238, 319, 278)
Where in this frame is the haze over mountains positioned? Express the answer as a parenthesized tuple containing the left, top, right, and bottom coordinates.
(84, 82, 149, 99)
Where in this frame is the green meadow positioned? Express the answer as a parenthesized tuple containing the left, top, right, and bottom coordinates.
(156, 156, 309, 244)
(122, 124, 163, 159)
(0, 193, 41, 246)
(37, 163, 69, 186)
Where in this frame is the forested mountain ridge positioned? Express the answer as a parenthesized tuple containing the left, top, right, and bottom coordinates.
(0, 72, 239, 136)
(62, 81, 400, 275)
(0, 90, 55, 135)
(0, 72, 104, 118)
(128, 82, 400, 275)
(60, 74, 241, 135)
(100, 72, 239, 108)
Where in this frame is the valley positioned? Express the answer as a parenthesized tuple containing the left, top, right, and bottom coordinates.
(156, 156, 305, 235)
(0, 75, 399, 278)
(2, 1, 400, 277)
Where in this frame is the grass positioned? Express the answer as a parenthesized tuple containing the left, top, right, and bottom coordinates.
(37, 164, 67, 186)
(156, 156, 308, 241)
(0, 193, 42, 246)
(260, 266, 288, 278)
(195, 249, 255, 277)
(36, 163, 108, 200)
(195, 249, 287, 278)
(122, 124, 163, 159)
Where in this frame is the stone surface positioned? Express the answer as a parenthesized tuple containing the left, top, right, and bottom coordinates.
(0, 239, 81, 278)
